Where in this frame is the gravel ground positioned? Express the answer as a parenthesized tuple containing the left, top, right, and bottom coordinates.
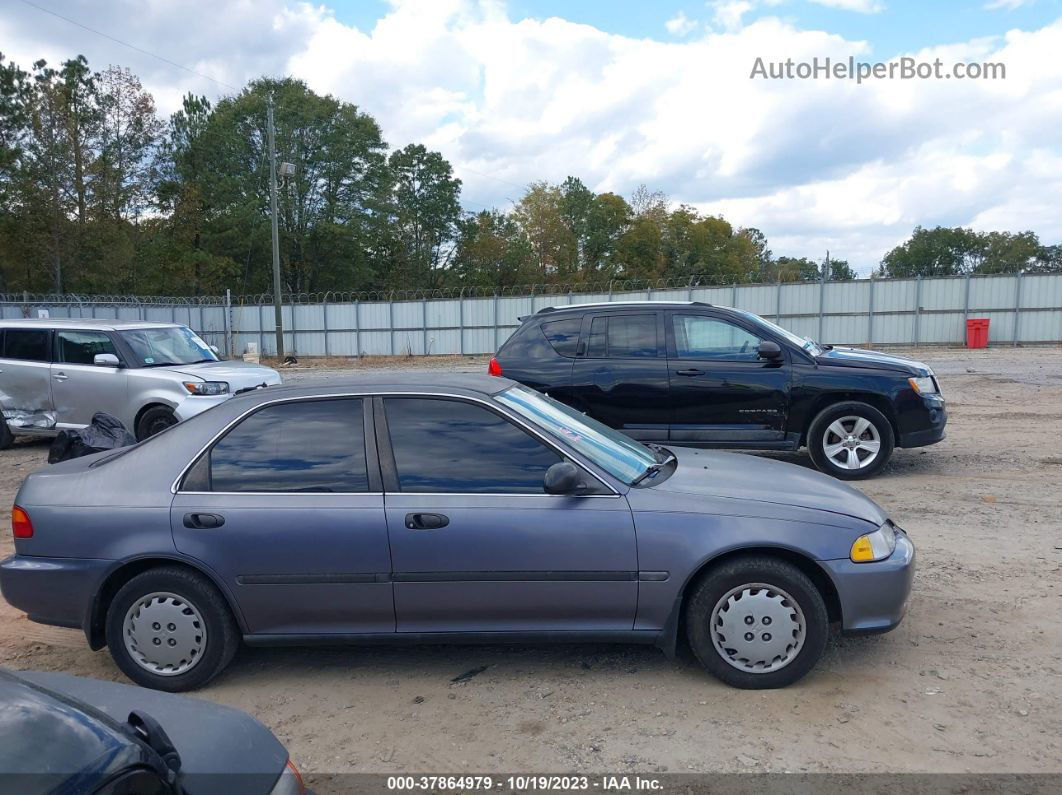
(1, 346, 1061, 789)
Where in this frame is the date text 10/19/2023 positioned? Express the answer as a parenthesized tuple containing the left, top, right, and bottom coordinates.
(387, 776, 665, 791)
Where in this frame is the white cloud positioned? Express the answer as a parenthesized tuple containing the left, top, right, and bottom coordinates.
(665, 11, 699, 36)
(985, 0, 1033, 9)
(808, 0, 885, 13)
(711, 1, 755, 32)
(3, 0, 1060, 272)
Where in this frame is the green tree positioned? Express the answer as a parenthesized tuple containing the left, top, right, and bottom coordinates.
(452, 209, 537, 287)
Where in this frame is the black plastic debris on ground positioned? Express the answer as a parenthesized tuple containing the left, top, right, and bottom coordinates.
(451, 665, 491, 683)
(48, 413, 136, 464)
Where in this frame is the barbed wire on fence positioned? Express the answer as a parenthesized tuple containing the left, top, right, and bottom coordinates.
(0, 270, 1038, 307)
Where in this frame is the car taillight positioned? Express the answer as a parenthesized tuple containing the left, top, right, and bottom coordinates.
(12, 506, 33, 539)
(488, 357, 503, 377)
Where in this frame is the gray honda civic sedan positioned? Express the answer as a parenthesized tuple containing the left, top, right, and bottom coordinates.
(0, 374, 914, 692)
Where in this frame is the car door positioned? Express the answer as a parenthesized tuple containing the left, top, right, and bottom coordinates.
(0, 327, 55, 431)
(170, 397, 394, 636)
(666, 312, 791, 445)
(50, 329, 128, 428)
(377, 395, 638, 633)
(568, 310, 669, 442)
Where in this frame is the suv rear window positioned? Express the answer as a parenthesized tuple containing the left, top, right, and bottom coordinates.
(540, 318, 582, 357)
(2, 329, 50, 362)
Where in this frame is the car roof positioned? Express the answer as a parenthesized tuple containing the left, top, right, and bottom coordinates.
(0, 318, 182, 331)
(228, 371, 515, 406)
(529, 300, 719, 318)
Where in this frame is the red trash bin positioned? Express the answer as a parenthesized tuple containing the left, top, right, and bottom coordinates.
(966, 318, 990, 348)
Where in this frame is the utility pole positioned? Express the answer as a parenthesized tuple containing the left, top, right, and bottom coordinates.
(267, 94, 284, 360)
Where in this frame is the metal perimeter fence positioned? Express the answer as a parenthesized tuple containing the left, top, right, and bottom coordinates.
(2, 272, 1061, 357)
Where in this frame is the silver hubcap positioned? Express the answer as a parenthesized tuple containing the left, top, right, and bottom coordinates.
(711, 583, 806, 673)
(123, 592, 206, 676)
(823, 415, 881, 470)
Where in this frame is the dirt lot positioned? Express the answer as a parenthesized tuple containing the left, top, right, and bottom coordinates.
(2, 346, 1061, 786)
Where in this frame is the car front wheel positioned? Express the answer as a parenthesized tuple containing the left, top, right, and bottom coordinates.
(685, 555, 828, 689)
(105, 566, 240, 692)
(136, 406, 178, 440)
(807, 401, 894, 480)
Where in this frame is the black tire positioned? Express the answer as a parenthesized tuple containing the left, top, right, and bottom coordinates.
(0, 420, 13, 451)
(685, 555, 828, 689)
(136, 406, 177, 441)
(806, 401, 894, 480)
(105, 566, 240, 692)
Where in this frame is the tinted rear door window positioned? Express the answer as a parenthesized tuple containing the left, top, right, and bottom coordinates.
(584, 314, 658, 358)
(207, 399, 368, 493)
(384, 397, 561, 493)
(3, 329, 50, 361)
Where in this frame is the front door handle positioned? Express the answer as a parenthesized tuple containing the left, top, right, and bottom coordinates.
(53, 372, 69, 382)
(183, 512, 225, 529)
(675, 368, 704, 376)
(405, 513, 449, 530)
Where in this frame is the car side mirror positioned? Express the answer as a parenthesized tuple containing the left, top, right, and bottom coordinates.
(757, 341, 782, 360)
(94, 353, 121, 367)
(544, 461, 582, 495)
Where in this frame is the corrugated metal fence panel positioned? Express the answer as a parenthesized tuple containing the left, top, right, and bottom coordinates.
(3, 273, 1062, 356)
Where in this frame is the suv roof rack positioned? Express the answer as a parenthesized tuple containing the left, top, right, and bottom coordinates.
(532, 300, 712, 317)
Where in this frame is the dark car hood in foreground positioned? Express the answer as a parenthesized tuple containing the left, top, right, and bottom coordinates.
(14, 671, 288, 795)
(648, 448, 888, 526)
(815, 346, 932, 376)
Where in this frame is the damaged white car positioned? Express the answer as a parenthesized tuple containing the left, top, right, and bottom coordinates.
(0, 319, 281, 446)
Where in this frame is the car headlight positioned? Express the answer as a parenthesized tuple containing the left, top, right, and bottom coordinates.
(268, 760, 306, 795)
(850, 522, 897, 563)
(183, 381, 230, 396)
(908, 375, 938, 395)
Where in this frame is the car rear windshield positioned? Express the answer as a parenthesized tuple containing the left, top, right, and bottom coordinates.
(119, 326, 218, 367)
(496, 385, 656, 484)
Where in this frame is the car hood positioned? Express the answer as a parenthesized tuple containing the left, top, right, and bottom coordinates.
(648, 447, 888, 526)
(815, 346, 932, 376)
(16, 671, 288, 795)
(166, 360, 283, 391)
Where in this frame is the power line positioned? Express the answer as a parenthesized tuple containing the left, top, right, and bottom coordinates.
(17, 0, 240, 93)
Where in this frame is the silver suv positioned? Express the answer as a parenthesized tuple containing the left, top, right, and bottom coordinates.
(0, 319, 281, 446)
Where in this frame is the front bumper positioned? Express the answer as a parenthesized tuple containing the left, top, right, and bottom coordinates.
(820, 530, 915, 635)
(173, 393, 233, 421)
(0, 554, 111, 634)
(898, 395, 947, 448)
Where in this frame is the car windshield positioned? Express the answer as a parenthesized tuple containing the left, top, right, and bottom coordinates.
(736, 310, 824, 356)
(496, 385, 658, 485)
(119, 326, 218, 367)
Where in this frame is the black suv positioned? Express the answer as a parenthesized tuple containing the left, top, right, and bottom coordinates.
(489, 301, 946, 479)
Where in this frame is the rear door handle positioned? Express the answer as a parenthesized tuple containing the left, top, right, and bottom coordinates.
(405, 513, 449, 530)
(183, 512, 225, 529)
(53, 372, 69, 382)
(676, 368, 704, 376)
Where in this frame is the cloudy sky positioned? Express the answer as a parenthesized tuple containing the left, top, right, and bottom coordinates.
(3, 0, 1061, 271)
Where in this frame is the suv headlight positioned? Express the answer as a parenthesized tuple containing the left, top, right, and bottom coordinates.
(183, 381, 229, 396)
(908, 376, 938, 395)
(850, 522, 897, 563)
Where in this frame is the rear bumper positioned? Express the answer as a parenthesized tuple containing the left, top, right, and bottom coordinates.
(821, 531, 915, 635)
(0, 555, 110, 635)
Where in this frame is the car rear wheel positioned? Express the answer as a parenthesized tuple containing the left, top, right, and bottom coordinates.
(105, 566, 240, 692)
(685, 555, 828, 689)
(136, 406, 177, 440)
(807, 401, 894, 480)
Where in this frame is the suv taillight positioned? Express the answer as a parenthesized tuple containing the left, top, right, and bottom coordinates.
(488, 357, 503, 377)
(12, 506, 33, 538)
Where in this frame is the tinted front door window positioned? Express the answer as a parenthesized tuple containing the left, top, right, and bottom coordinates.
(673, 315, 761, 360)
(209, 399, 368, 492)
(55, 330, 119, 364)
(384, 398, 560, 493)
